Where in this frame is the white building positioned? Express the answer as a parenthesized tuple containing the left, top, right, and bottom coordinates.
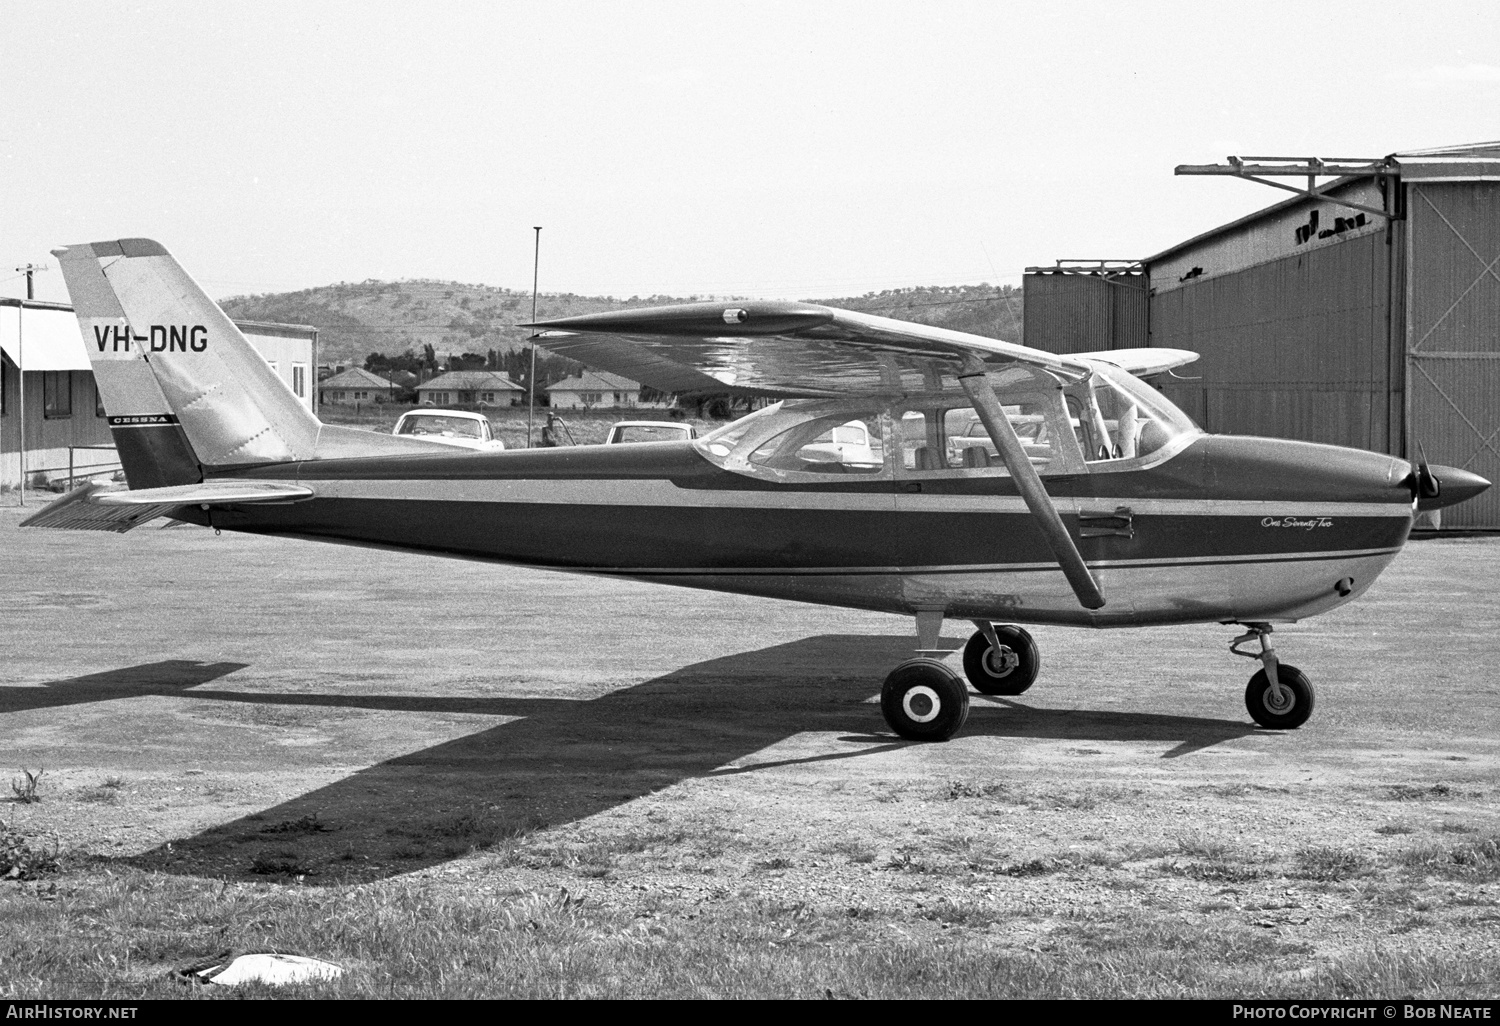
(546, 370, 668, 410)
(1, 299, 316, 491)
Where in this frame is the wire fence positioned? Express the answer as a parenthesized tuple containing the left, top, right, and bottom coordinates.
(1, 445, 122, 507)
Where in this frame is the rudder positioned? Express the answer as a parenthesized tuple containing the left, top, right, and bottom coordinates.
(53, 239, 320, 484)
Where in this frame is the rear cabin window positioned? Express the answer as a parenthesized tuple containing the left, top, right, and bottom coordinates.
(748, 415, 885, 476)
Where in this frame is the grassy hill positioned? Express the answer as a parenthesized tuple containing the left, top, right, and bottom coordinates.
(219, 280, 1024, 368)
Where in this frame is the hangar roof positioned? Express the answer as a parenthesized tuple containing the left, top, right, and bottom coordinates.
(0, 299, 91, 371)
(1143, 141, 1500, 267)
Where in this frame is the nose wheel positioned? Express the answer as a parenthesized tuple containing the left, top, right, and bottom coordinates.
(1245, 665, 1314, 729)
(1232, 623, 1316, 729)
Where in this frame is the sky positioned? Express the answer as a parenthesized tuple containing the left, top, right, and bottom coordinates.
(2, 0, 1498, 305)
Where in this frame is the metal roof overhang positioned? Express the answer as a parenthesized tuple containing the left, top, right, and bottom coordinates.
(1145, 143, 1500, 266)
(1397, 158, 1500, 182)
(1141, 175, 1378, 266)
(0, 301, 91, 371)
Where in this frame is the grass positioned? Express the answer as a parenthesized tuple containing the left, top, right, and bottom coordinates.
(261, 815, 330, 835)
(1, 821, 61, 881)
(2, 868, 1498, 999)
(1386, 783, 1456, 801)
(11, 766, 44, 804)
(1398, 835, 1500, 882)
(76, 776, 127, 806)
(1293, 845, 1370, 882)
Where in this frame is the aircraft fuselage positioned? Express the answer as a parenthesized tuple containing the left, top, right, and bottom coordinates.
(188, 432, 1416, 629)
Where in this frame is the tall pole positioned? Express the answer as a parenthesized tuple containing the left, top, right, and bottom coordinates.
(16, 297, 24, 507)
(527, 227, 541, 448)
(14, 263, 46, 507)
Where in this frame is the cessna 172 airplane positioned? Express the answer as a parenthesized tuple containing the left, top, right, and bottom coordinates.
(26, 238, 1490, 743)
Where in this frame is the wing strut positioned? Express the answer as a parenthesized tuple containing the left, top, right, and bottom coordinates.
(958, 367, 1106, 610)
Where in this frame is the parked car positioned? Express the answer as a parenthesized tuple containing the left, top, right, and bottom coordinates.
(604, 421, 698, 444)
(392, 409, 505, 451)
(798, 420, 878, 468)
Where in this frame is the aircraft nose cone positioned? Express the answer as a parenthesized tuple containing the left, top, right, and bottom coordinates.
(1418, 465, 1492, 511)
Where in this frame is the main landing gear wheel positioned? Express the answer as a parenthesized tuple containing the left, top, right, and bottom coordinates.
(881, 658, 970, 742)
(962, 625, 1040, 696)
(1245, 665, 1315, 730)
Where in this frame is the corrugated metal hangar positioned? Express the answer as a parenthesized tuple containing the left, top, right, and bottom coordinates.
(0, 299, 317, 492)
(1025, 141, 1500, 529)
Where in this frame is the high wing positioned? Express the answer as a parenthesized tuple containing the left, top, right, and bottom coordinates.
(526, 300, 1173, 611)
(527, 302, 1117, 398)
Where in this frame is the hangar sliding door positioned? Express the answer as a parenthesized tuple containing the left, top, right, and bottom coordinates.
(1406, 182, 1500, 529)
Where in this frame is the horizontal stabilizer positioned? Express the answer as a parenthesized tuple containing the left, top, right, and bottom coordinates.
(21, 480, 313, 533)
(20, 482, 182, 533)
(91, 481, 314, 506)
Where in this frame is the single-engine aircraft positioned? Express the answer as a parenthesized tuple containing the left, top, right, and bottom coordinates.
(26, 239, 1491, 742)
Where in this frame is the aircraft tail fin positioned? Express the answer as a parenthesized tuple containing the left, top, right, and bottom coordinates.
(52, 239, 322, 487)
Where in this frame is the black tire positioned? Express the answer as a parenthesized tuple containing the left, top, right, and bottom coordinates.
(1244, 664, 1315, 729)
(962, 625, 1040, 696)
(881, 658, 970, 742)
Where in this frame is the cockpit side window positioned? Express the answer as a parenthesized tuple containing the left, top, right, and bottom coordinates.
(896, 365, 1086, 478)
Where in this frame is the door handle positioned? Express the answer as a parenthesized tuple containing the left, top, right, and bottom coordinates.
(1079, 506, 1134, 538)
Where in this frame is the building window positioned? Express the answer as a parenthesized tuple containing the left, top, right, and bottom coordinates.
(292, 363, 307, 398)
(266, 360, 280, 376)
(43, 371, 72, 419)
(95, 377, 106, 417)
(481, 391, 495, 403)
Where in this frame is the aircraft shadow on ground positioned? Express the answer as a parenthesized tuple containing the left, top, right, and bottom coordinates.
(3, 639, 1258, 884)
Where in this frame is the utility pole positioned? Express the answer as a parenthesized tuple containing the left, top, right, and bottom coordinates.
(13, 263, 48, 507)
(527, 227, 542, 448)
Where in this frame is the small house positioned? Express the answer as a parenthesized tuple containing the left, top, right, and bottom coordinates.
(546, 370, 666, 410)
(415, 370, 524, 408)
(319, 367, 399, 405)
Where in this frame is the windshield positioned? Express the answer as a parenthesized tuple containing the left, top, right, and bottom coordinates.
(399, 415, 485, 439)
(1065, 366, 1197, 463)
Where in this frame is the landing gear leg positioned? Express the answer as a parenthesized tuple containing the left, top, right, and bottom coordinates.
(1231, 623, 1315, 729)
(880, 610, 970, 742)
